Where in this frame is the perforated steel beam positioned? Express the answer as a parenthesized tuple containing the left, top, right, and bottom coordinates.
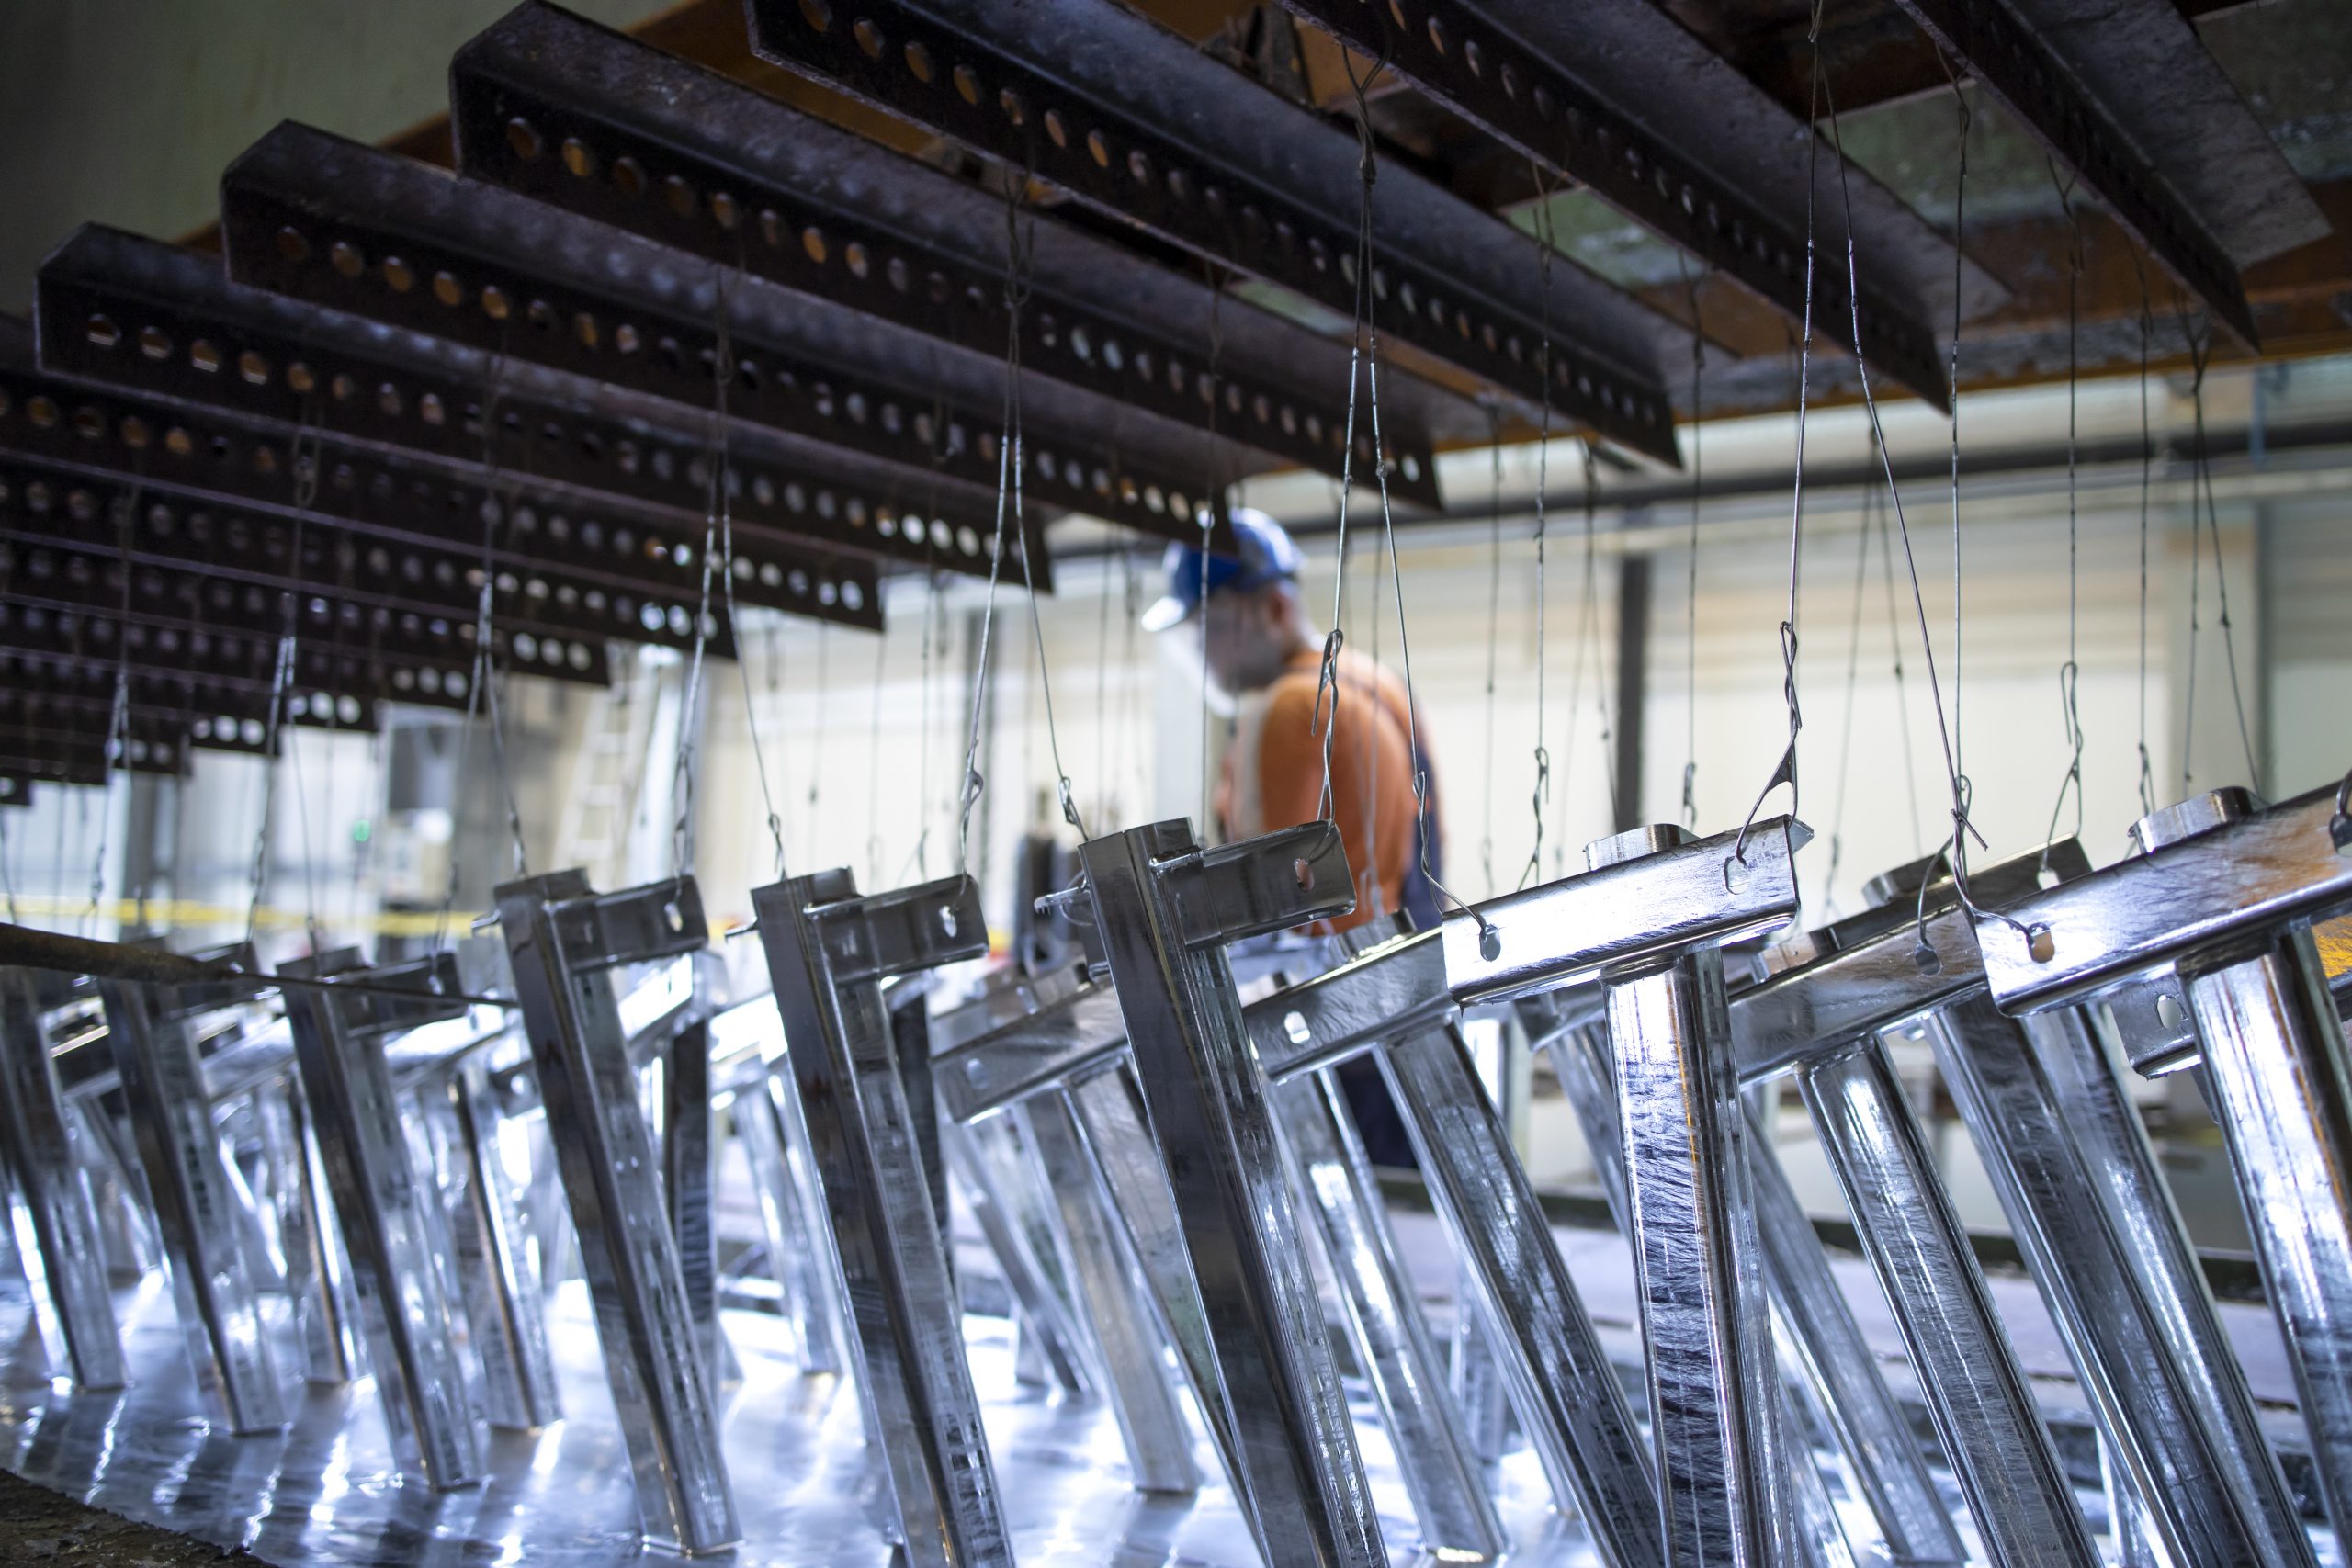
(0, 536, 611, 692)
(1889, 0, 2260, 349)
(38, 226, 1027, 586)
(451, 1, 1445, 511)
(745, 0, 1685, 466)
(1, 320, 881, 632)
(222, 123, 1204, 551)
(0, 448, 741, 660)
(1281, 0, 1953, 411)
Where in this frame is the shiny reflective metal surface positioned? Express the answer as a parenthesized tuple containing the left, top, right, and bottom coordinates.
(279, 951, 482, 1492)
(1797, 1038, 2100, 1568)
(1079, 818, 1386, 1568)
(753, 866, 1007, 1568)
(493, 869, 739, 1554)
(97, 978, 291, 1435)
(1271, 1066, 1507, 1562)
(0, 969, 126, 1392)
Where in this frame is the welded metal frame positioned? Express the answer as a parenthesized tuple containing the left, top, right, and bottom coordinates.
(97, 961, 292, 1433)
(1434, 818, 1818, 1565)
(492, 869, 738, 1554)
(450, 0, 1444, 511)
(280, 946, 485, 1491)
(1279, 0, 1951, 411)
(745, 0, 1684, 465)
(221, 122, 1204, 548)
(0, 967, 128, 1391)
(751, 866, 1005, 1568)
(1979, 784, 2352, 1545)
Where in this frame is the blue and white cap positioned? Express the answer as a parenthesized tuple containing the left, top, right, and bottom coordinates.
(1139, 509, 1305, 631)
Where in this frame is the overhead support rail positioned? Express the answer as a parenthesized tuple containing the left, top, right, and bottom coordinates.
(450, 1, 1449, 512)
(1890, 0, 2262, 349)
(745, 0, 1689, 467)
(35, 227, 1018, 592)
(220, 123, 1204, 552)
(1279, 0, 1956, 412)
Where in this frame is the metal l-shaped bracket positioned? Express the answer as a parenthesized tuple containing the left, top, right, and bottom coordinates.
(493, 869, 737, 1554)
(752, 867, 1001, 1568)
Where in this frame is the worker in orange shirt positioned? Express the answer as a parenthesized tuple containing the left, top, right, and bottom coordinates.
(1145, 509, 1442, 1160)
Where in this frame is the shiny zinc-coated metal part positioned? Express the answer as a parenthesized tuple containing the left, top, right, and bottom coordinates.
(97, 972, 292, 1434)
(279, 948, 484, 1492)
(493, 870, 739, 1553)
(1926, 994, 2314, 1568)
(439, 1057, 565, 1430)
(1269, 1064, 1507, 1562)
(752, 867, 1007, 1568)
(0, 968, 128, 1392)
(1588, 823, 1792, 1568)
(1075, 818, 1386, 1568)
(1796, 1035, 2101, 1568)
(745, 0, 1687, 466)
(450, 0, 1449, 511)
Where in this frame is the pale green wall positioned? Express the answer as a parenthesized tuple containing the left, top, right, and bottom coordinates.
(0, 0, 673, 309)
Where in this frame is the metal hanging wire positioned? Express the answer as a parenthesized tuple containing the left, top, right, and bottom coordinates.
(1728, 4, 1828, 875)
(1515, 158, 1561, 891)
(2039, 159, 2088, 871)
(704, 260, 793, 881)
(87, 457, 145, 935)
(2132, 252, 2159, 818)
(864, 615, 888, 888)
(1821, 466, 1876, 911)
(1331, 43, 1483, 934)
(957, 168, 1087, 883)
(2171, 300, 2266, 800)
(800, 621, 824, 874)
(243, 403, 320, 949)
(1479, 401, 1505, 896)
(1679, 255, 1706, 831)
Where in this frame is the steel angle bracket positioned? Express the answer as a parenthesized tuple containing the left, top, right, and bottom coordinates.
(452, 2, 1438, 513)
(222, 123, 1170, 555)
(97, 953, 292, 1433)
(1984, 784, 2352, 1540)
(752, 868, 1007, 1568)
(1442, 816, 1807, 1007)
(746, 0, 1683, 467)
(35, 227, 991, 590)
(1281, 0, 1951, 411)
(0, 967, 129, 1391)
(1243, 919, 1658, 1561)
(0, 448, 740, 661)
(1068, 818, 1389, 1568)
(280, 947, 482, 1492)
(492, 869, 738, 1553)
(1729, 838, 2088, 1084)
(1890, 0, 2259, 350)
(1976, 784, 2352, 1013)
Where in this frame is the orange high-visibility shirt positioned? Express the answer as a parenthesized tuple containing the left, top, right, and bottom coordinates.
(1216, 648, 1438, 932)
